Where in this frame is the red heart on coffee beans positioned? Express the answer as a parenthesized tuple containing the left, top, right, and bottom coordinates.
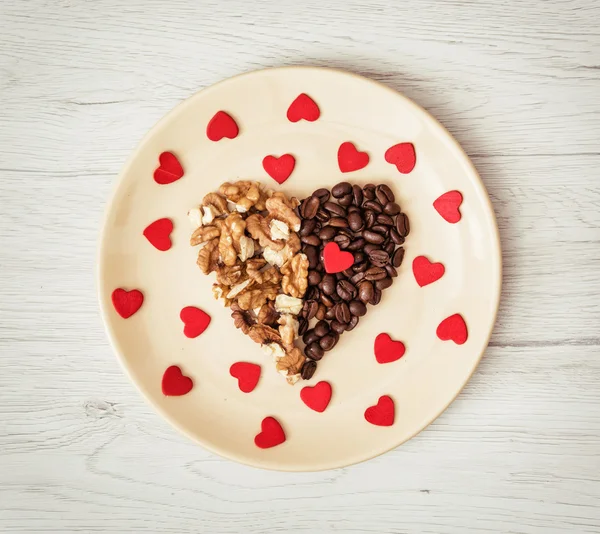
(436, 314, 468, 345)
(230, 362, 261, 393)
(254, 417, 286, 449)
(206, 111, 239, 141)
(179, 306, 211, 338)
(161, 365, 194, 396)
(287, 93, 320, 122)
(300, 381, 332, 413)
(338, 142, 369, 173)
(262, 154, 295, 184)
(143, 218, 173, 251)
(364, 395, 395, 426)
(111, 288, 143, 318)
(153, 152, 184, 185)
(322, 242, 354, 273)
(412, 255, 445, 287)
(433, 190, 463, 224)
(374, 333, 406, 364)
(385, 142, 416, 174)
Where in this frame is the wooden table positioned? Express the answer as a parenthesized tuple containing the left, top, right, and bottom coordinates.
(1, 0, 599, 532)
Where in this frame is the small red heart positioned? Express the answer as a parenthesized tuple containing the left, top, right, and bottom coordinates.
(161, 365, 194, 396)
(143, 218, 173, 251)
(287, 93, 320, 122)
(262, 154, 295, 184)
(206, 110, 239, 141)
(433, 190, 463, 224)
(254, 417, 286, 449)
(153, 152, 184, 185)
(322, 242, 354, 274)
(374, 333, 406, 364)
(436, 314, 468, 345)
(230, 362, 261, 393)
(385, 142, 416, 174)
(364, 395, 395, 427)
(337, 142, 369, 173)
(300, 381, 332, 413)
(412, 256, 445, 287)
(111, 288, 143, 318)
(179, 306, 211, 338)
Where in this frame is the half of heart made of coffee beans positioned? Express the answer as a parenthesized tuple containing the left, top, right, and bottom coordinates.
(188, 181, 408, 385)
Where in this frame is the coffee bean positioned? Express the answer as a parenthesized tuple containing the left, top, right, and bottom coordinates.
(347, 211, 364, 232)
(298, 318, 308, 336)
(363, 243, 378, 254)
(350, 271, 366, 285)
(299, 218, 317, 237)
(313, 188, 330, 203)
(390, 228, 404, 245)
(363, 184, 376, 200)
(319, 334, 338, 351)
(347, 237, 366, 251)
(385, 264, 398, 277)
(365, 266, 387, 281)
(317, 226, 335, 241)
(363, 230, 385, 244)
(383, 241, 395, 254)
(363, 200, 383, 213)
(371, 288, 382, 305)
(303, 329, 320, 346)
(396, 213, 410, 237)
(332, 182, 352, 198)
(343, 267, 355, 277)
(364, 210, 376, 228)
(376, 214, 394, 226)
(352, 261, 369, 273)
(323, 202, 346, 217)
(301, 195, 320, 219)
(334, 271, 346, 281)
(353, 251, 366, 264)
(358, 280, 374, 303)
(316, 303, 326, 320)
(321, 293, 335, 307)
(305, 285, 320, 301)
(392, 247, 405, 267)
(376, 184, 395, 203)
(329, 217, 349, 228)
(376, 277, 393, 290)
(338, 193, 353, 207)
(301, 234, 321, 246)
(316, 209, 330, 222)
(349, 300, 367, 317)
(305, 245, 319, 269)
(346, 315, 359, 331)
(320, 274, 336, 295)
(301, 360, 317, 380)
(352, 184, 364, 207)
(314, 320, 330, 337)
(325, 306, 336, 320)
(337, 280, 357, 301)
(334, 234, 351, 249)
(347, 205, 360, 213)
(384, 202, 401, 216)
(305, 299, 319, 320)
(306, 342, 324, 361)
(308, 270, 321, 286)
(330, 320, 346, 334)
(371, 224, 389, 235)
(369, 249, 389, 267)
(335, 302, 352, 323)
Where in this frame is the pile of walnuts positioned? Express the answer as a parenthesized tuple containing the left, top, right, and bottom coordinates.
(188, 181, 309, 384)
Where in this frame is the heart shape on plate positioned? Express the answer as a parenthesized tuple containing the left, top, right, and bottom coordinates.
(206, 110, 239, 141)
(179, 306, 211, 338)
(412, 255, 445, 287)
(374, 333, 406, 364)
(322, 242, 355, 274)
(436, 314, 468, 345)
(255, 417, 286, 449)
(364, 395, 395, 426)
(162, 365, 194, 396)
(111, 288, 144, 318)
(287, 93, 320, 122)
(385, 142, 416, 174)
(153, 152, 184, 185)
(143, 218, 173, 251)
(300, 381, 332, 412)
(230, 362, 261, 393)
(337, 142, 369, 173)
(262, 154, 296, 184)
(434, 190, 463, 224)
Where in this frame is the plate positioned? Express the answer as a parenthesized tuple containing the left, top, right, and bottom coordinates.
(98, 67, 501, 471)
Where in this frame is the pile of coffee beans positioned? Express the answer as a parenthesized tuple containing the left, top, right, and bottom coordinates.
(296, 183, 410, 380)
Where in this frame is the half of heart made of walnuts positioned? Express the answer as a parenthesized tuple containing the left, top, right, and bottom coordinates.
(188, 181, 409, 385)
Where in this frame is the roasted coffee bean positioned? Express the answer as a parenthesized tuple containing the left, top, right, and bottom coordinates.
(390, 228, 404, 245)
(348, 211, 364, 232)
(298, 318, 308, 336)
(352, 184, 364, 207)
(350, 271, 366, 284)
(392, 247, 405, 267)
(335, 302, 352, 323)
(305, 299, 319, 320)
(329, 217, 349, 228)
(313, 188, 330, 203)
(376, 277, 393, 290)
(376, 214, 394, 226)
(334, 271, 346, 281)
(299, 218, 317, 237)
(325, 306, 337, 320)
(323, 201, 346, 217)
(384, 202, 401, 215)
(337, 280, 357, 301)
(383, 241, 395, 255)
(347, 205, 360, 213)
(371, 224, 389, 234)
(301, 234, 321, 246)
(363, 243, 378, 254)
(363, 200, 383, 213)
(385, 264, 398, 277)
(315, 303, 326, 321)
(349, 300, 367, 317)
(332, 182, 352, 197)
(306, 342, 324, 361)
(321, 293, 335, 307)
(365, 266, 387, 281)
(314, 320, 330, 337)
(334, 234, 351, 249)
(330, 320, 346, 334)
(303, 329, 320, 346)
(396, 212, 410, 237)
(316, 208, 330, 222)
(319, 333, 338, 351)
(372, 288, 382, 305)
(369, 249, 389, 267)
(363, 184, 376, 200)
(305, 245, 319, 269)
(347, 237, 366, 251)
(301, 195, 320, 219)
(318, 226, 336, 241)
(364, 210, 376, 228)
(338, 193, 354, 207)
(342, 267, 355, 277)
(305, 285, 320, 301)
(308, 270, 322, 286)
(320, 274, 336, 295)
(363, 229, 385, 244)
(353, 251, 366, 264)
(352, 261, 369, 273)
(346, 315, 359, 331)
(358, 280, 374, 303)
(376, 184, 395, 204)
(301, 360, 317, 380)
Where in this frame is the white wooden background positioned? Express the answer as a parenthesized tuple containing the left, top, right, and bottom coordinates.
(1, 0, 600, 532)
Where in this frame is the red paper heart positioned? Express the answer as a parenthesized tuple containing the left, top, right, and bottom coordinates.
(287, 93, 320, 122)
(412, 255, 445, 287)
(206, 111, 239, 141)
(385, 142, 416, 174)
(300, 381, 332, 413)
(179, 306, 211, 338)
(153, 152, 184, 185)
(436, 314, 468, 345)
(230, 362, 261, 393)
(364, 395, 395, 426)
(374, 333, 406, 364)
(337, 142, 369, 173)
(322, 242, 354, 274)
(262, 154, 295, 184)
(254, 417, 286, 449)
(161, 365, 194, 396)
(433, 190, 463, 224)
(111, 288, 143, 318)
(143, 218, 173, 251)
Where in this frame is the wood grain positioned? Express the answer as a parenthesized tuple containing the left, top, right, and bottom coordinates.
(1, 0, 600, 532)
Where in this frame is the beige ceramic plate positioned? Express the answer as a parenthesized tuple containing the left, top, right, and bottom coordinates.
(99, 67, 501, 471)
